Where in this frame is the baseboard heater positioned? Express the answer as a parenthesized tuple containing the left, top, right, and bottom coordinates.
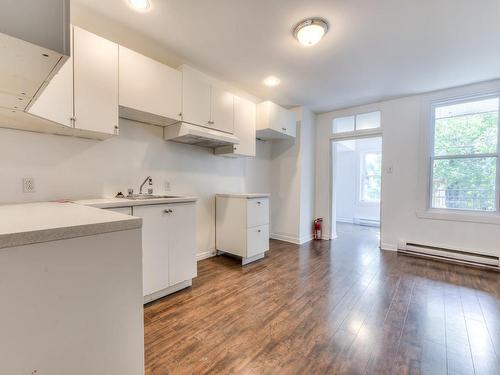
(397, 241, 499, 269)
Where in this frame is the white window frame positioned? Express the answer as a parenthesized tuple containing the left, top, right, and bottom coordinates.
(428, 93, 500, 212)
(332, 110, 381, 136)
(359, 150, 382, 204)
(417, 87, 500, 224)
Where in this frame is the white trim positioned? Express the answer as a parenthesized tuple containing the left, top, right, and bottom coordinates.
(143, 279, 192, 304)
(196, 249, 216, 261)
(416, 208, 500, 225)
(270, 233, 302, 244)
(380, 242, 397, 251)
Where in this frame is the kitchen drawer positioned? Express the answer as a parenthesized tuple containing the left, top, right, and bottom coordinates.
(246, 198, 269, 228)
(247, 224, 269, 258)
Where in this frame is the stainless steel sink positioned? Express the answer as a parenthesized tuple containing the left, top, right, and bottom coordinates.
(125, 195, 180, 200)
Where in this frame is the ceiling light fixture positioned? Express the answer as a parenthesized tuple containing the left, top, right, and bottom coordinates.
(293, 17, 329, 47)
(263, 76, 281, 87)
(128, 0, 150, 11)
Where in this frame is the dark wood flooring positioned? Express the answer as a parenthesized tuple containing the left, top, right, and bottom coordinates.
(144, 224, 500, 374)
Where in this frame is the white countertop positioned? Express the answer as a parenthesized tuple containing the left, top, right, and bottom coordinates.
(0, 202, 142, 249)
(216, 193, 270, 199)
(74, 196, 197, 209)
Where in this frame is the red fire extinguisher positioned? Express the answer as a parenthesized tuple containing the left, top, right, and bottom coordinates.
(313, 218, 323, 240)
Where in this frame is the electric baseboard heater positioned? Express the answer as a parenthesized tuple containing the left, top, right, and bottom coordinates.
(398, 240, 499, 269)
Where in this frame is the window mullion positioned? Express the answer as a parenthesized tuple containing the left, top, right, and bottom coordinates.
(496, 97, 500, 211)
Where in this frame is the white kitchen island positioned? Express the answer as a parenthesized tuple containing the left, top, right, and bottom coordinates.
(0, 202, 144, 375)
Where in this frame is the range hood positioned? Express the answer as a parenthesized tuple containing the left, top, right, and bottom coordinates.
(164, 122, 240, 148)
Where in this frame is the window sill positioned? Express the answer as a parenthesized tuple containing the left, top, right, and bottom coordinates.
(417, 208, 500, 225)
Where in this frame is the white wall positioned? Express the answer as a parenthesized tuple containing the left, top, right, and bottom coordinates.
(316, 79, 500, 256)
(269, 107, 316, 244)
(0, 119, 272, 258)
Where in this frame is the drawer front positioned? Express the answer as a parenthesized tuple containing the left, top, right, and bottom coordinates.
(247, 224, 269, 258)
(247, 198, 269, 228)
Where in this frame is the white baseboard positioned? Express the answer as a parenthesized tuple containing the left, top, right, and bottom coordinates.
(196, 249, 216, 261)
(380, 242, 397, 251)
(270, 233, 301, 244)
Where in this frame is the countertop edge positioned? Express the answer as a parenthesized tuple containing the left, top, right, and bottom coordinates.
(215, 194, 271, 199)
(74, 197, 198, 209)
(0, 217, 142, 250)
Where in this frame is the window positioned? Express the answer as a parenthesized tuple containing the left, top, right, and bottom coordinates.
(430, 95, 500, 212)
(360, 151, 382, 203)
(332, 111, 381, 134)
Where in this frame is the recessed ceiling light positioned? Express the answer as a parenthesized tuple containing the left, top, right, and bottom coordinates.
(128, 0, 150, 11)
(293, 18, 329, 47)
(263, 76, 281, 87)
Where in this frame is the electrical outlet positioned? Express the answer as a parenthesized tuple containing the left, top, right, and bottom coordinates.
(164, 181, 171, 192)
(23, 177, 36, 193)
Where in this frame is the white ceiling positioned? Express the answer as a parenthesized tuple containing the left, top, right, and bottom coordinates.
(74, 0, 500, 113)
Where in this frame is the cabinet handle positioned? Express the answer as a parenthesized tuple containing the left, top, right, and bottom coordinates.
(258, 230, 261, 233)
(257, 201, 261, 205)
(282, 127, 287, 131)
(164, 209, 173, 214)
(178, 112, 182, 117)
(208, 121, 214, 125)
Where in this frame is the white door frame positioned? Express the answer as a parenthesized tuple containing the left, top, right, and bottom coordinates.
(330, 130, 383, 241)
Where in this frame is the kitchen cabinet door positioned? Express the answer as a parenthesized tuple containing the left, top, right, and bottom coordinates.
(28, 29, 73, 128)
(73, 26, 118, 135)
(119, 46, 181, 123)
(210, 86, 234, 134)
(133, 204, 170, 297)
(182, 67, 211, 127)
(168, 203, 197, 286)
(233, 96, 256, 156)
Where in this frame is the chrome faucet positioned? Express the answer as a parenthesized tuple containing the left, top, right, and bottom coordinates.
(139, 176, 153, 195)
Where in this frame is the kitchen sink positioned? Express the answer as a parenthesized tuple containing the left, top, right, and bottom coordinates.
(125, 195, 180, 200)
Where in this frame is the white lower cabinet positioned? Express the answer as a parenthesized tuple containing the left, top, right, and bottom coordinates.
(126, 202, 196, 303)
(216, 194, 270, 265)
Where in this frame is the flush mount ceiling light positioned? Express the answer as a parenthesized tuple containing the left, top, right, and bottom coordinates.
(293, 17, 329, 47)
(128, 0, 150, 11)
(263, 76, 281, 87)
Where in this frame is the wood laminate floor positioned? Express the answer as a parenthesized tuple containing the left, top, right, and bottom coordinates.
(144, 224, 500, 374)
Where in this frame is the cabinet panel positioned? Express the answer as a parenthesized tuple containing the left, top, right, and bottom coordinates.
(247, 224, 269, 258)
(73, 26, 118, 135)
(28, 54, 73, 127)
(283, 109, 297, 137)
(119, 46, 181, 123)
(234, 96, 256, 156)
(247, 198, 269, 228)
(182, 68, 211, 126)
(210, 86, 234, 134)
(132, 204, 170, 297)
(168, 203, 197, 285)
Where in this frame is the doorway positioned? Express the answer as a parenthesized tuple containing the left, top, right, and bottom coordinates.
(331, 136, 382, 242)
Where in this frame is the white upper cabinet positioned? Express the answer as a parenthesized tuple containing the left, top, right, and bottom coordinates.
(27, 26, 118, 139)
(210, 86, 234, 134)
(215, 96, 256, 157)
(28, 50, 73, 128)
(73, 26, 118, 136)
(119, 46, 181, 126)
(180, 65, 235, 134)
(256, 101, 296, 140)
(181, 66, 212, 127)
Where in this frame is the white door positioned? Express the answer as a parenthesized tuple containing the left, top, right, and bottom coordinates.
(73, 26, 118, 135)
(210, 86, 234, 133)
(233, 96, 256, 156)
(119, 46, 181, 121)
(28, 29, 73, 128)
(168, 203, 197, 286)
(182, 69, 211, 127)
(133, 204, 170, 296)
